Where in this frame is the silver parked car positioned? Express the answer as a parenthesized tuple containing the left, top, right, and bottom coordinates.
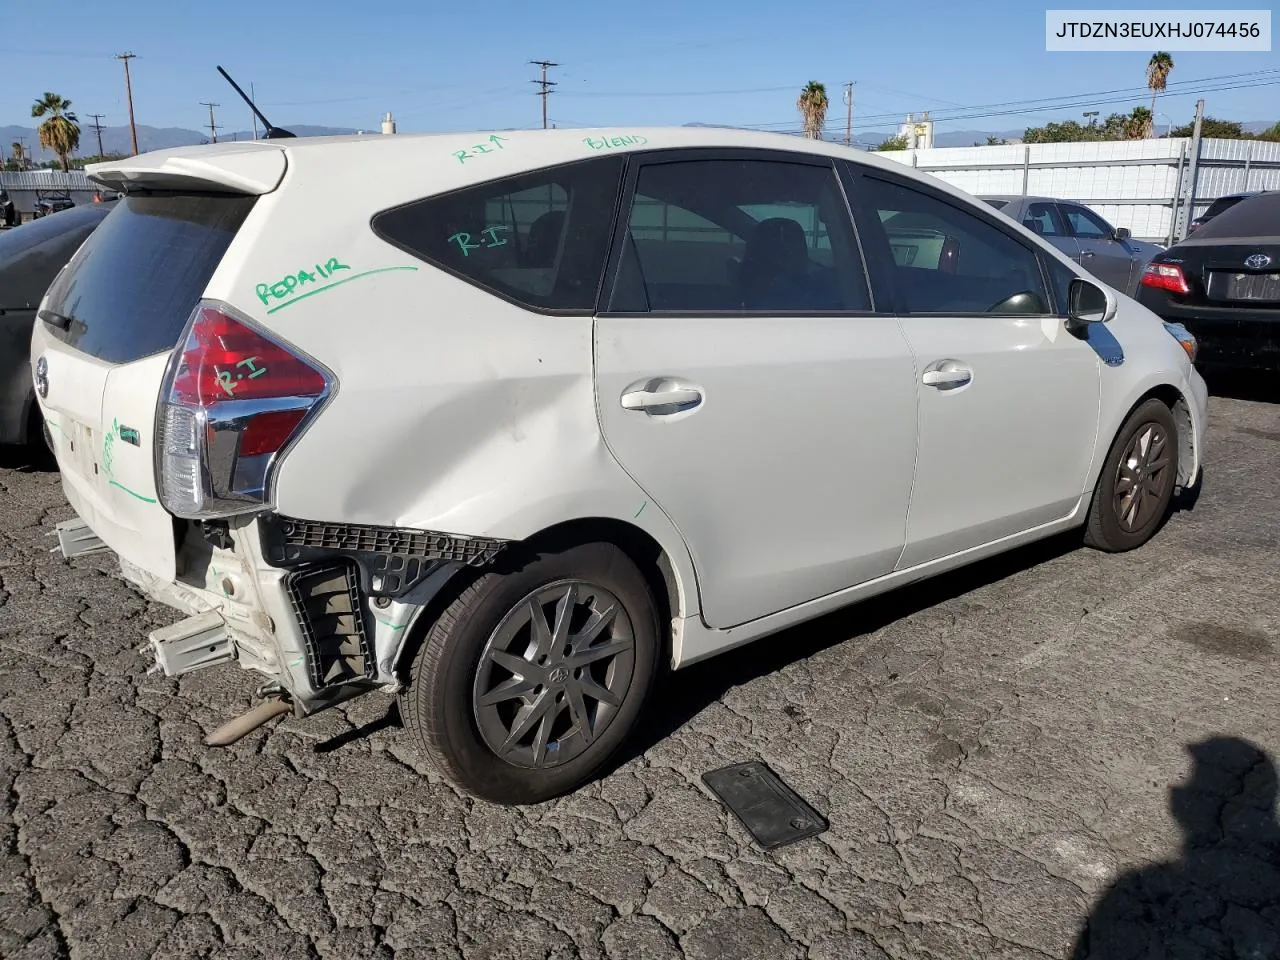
(980, 195, 1163, 298)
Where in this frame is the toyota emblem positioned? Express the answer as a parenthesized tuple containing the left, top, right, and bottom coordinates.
(1244, 253, 1273, 270)
(34, 356, 48, 400)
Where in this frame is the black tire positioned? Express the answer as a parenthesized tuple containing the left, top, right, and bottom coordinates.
(1084, 398, 1179, 552)
(400, 541, 660, 805)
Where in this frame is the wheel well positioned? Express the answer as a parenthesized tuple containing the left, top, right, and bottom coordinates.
(1131, 384, 1195, 487)
(393, 518, 683, 683)
(519, 518, 680, 640)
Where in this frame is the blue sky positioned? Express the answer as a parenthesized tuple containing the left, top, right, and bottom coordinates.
(2, 0, 1277, 142)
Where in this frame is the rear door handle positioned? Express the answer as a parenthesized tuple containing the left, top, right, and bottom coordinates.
(1080, 250, 1096, 259)
(620, 378, 704, 414)
(921, 360, 972, 390)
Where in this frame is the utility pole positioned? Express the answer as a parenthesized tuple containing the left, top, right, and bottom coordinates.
(843, 81, 855, 147)
(116, 53, 139, 155)
(87, 113, 106, 157)
(200, 101, 220, 144)
(16, 136, 28, 170)
(530, 60, 558, 130)
(1179, 98, 1206, 242)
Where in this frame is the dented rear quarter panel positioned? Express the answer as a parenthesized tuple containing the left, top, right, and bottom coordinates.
(199, 137, 704, 623)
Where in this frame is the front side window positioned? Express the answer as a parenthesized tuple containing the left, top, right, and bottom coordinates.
(611, 158, 869, 313)
(862, 177, 1050, 315)
(372, 156, 624, 312)
(1060, 204, 1112, 240)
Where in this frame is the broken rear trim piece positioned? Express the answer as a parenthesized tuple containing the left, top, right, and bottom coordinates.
(258, 514, 507, 598)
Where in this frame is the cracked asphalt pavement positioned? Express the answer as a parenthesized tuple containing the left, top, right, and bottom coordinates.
(2, 394, 1278, 960)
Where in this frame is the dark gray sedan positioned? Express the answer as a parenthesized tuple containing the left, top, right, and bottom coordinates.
(0, 202, 114, 448)
(979, 195, 1164, 298)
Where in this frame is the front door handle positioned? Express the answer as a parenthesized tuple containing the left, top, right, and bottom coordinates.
(921, 360, 972, 390)
(620, 378, 703, 414)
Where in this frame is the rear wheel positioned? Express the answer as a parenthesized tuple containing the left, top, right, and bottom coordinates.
(1084, 398, 1179, 552)
(400, 541, 660, 804)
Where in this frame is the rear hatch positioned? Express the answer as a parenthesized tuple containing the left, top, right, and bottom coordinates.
(32, 191, 257, 578)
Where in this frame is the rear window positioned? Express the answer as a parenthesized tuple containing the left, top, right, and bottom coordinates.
(1202, 195, 1247, 219)
(1192, 193, 1280, 240)
(42, 192, 254, 364)
(371, 156, 625, 312)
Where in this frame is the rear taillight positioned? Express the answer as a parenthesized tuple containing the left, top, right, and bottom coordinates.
(1140, 262, 1191, 296)
(156, 301, 333, 519)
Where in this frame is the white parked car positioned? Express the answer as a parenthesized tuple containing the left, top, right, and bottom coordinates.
(31, 128, 1208, 804)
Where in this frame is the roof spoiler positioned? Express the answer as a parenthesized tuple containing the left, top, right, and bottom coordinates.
(217, 66, 295, 140)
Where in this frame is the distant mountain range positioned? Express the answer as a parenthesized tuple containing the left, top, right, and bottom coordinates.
(0, 123, 359, 161)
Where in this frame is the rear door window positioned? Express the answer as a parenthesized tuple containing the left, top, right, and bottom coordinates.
(610, 158, 869, 313)
(1023, 202, 1068, 237)
(371, 156, 625, 312)
(41, 193, 254, 364)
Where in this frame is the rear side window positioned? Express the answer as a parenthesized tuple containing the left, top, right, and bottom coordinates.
(42, 193, 254, 364)
(372, 156, 625, 312)
(1202, 195, 1245, 219)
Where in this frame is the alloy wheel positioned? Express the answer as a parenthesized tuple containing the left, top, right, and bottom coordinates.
(1113, 422, 1173, 532)
(472, 580, 636, 769)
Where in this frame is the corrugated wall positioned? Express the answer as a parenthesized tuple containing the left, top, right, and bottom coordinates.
(877, 137, 1280, 243)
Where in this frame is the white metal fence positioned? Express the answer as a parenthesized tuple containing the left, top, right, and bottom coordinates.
(876, 137, 1280, 244)
(0, 170, 102, 216)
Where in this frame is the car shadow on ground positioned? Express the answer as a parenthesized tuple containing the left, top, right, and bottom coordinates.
(614, 529, 1085, 771)
(1202, 369, 1280, 404)
(1069, 735, 1280, 958)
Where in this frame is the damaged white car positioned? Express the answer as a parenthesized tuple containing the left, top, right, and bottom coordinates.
(32, 127, 1207, 804)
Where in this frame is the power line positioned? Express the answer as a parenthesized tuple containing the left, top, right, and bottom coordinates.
(87, 113, 105, 156)
(731, 72, 1280, 133)
(116, 52, 139, 156)
(200, 101, 220, 143)
(530, 60, 558, 130)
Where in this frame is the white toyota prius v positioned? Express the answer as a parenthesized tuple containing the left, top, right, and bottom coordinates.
(31, 127, 1208, 804)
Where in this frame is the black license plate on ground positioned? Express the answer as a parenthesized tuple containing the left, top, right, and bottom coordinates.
(702, 761, 829, 850)
(1209, 271, 1280, 302)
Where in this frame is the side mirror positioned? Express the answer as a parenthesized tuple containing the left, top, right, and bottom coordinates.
(1112, 226, 1132, 241)
(1067, 277, 1116, 329)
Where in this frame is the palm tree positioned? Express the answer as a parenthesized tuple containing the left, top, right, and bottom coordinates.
(1125, 107, 1154, 140)
(1146, 52, 1174, 137)
(31, 92, 80, 172)
(797, 82, 829, 140)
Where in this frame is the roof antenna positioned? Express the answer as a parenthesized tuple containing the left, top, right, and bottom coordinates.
(216, 65, 295, 139)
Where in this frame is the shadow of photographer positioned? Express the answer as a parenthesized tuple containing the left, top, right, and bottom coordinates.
(1072, 736, 1280, 959)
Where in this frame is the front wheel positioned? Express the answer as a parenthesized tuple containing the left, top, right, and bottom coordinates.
(400, 541, 660, 804)
(1084, 398, 1179, 552)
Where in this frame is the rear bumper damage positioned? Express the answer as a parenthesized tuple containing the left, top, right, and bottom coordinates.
(55, 511, 509, 738)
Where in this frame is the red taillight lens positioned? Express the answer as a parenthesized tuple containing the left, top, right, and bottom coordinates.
(171, 305, 327, 406)
(1140, 262, 1191, 296)
(239, 409, 309, 457)
(157, 301, 332, 520)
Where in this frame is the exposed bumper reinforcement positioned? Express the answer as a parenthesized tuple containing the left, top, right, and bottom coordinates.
(148, 611, 235, 677)
(51, 518, 110, 560)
